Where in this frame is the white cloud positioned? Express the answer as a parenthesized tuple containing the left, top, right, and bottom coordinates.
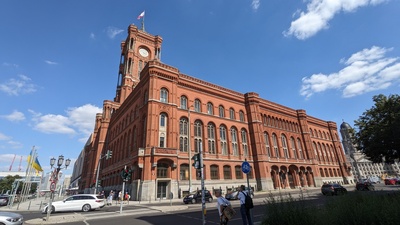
(106, 27, 124, 39)
(0, 132, 23, 149)
(31, 104, 102, 141)
(90, 32, 95, 40)
(45, 60, 58, 65)
(300, 46, 400, 98)
(251, 0, 260, 11)
(0, 132, 11, 141)
(2, 62, 19, 68)
(284, 0, 388, 40)
(0, 74, 37, 96)
(1, 110, 25, 122)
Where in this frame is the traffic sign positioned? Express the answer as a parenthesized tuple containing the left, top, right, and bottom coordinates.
(50, 182, 56, 192)
(242, 161, 251, 174)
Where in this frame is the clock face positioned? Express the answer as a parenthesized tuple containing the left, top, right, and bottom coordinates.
(139, 48, 149, 57)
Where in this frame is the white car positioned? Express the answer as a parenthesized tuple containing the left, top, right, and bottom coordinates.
(0, 212, 24, 225)
(42, 194, 105, 214)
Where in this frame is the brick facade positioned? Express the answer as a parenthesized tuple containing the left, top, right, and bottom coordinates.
(79, 24, 352, 200)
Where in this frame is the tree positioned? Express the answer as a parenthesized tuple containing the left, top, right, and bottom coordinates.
(0, 175, 22, 194)
(354, 94, 400, 163)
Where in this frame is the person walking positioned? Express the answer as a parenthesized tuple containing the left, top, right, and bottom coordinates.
(215, 189, 231, 225)
(237, 185, 253, 225)
(107, 191, 113, 206)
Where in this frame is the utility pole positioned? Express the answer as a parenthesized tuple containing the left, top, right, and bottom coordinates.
(95, 150, 112, 194)
(199, 142, 206, 225)
(120, 165, 127, 214)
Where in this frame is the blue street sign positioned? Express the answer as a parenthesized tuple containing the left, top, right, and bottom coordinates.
(242, 161, 251, 174)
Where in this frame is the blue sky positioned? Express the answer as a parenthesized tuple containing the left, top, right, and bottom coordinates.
(1, 0, 399, 174)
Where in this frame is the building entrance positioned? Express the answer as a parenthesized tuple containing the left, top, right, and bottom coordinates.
(157, 181, 169, 199)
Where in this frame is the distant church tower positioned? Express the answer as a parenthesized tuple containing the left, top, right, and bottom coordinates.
(114, 24, 163, 103)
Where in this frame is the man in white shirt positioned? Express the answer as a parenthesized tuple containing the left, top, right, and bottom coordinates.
(237, 185, 253, 225)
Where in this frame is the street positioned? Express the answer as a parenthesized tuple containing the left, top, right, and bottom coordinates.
(13, 183, 400, 225)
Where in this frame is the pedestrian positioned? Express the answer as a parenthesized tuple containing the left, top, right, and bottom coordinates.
(107, 191, 113, 206)
(216, 189, 232, 225)
(118, 191, 123, 204)
(237, 185, 253, 225)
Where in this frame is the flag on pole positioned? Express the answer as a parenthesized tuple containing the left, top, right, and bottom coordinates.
(137, 11, 145, 20)
(27, 150, 43, 172)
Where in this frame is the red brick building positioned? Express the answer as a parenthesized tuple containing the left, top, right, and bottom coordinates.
(79, 24, 352, 200)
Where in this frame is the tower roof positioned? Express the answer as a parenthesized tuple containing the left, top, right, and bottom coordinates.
(340, 121, 352, 130)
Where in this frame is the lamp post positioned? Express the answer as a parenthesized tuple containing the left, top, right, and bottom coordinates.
(46, 155, 71, 222)
(188, 106, 192, 192)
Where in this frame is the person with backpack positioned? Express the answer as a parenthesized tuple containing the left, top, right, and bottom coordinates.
(237, 185, 253, 225)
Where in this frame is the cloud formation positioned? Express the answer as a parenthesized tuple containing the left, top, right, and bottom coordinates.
(284, 0, 387, 40)
(31, 104, 102, 141)
(0, 75, 37, 96)
(300, 46, 400, 98)
(251, 0, 260, 11)
(106, 27, 124, 39)
(0, 110, 25, 122)
(45, 60, 58, 65)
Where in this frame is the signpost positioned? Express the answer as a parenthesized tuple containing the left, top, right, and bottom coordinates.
(50, 182, 56, 192)
(242, 159, 251, 190)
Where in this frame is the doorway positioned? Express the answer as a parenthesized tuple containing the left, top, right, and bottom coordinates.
(157, 181, 169, 199)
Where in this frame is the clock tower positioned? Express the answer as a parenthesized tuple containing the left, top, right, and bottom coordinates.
(114, 24, 163, 103)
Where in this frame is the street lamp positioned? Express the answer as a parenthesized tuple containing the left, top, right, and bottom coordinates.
(46, 155, 71, 221)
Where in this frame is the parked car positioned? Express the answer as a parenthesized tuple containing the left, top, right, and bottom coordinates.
(384, 178, 397, 185)
(183, 190, 213, 204)
(41, 194, 105, 214)
(225, 187, 254, 200)
(321, 183, 347, 196)
(0, 195, 9, 206)
(356, 182, 375, 191)
(0, 212, 24, 225)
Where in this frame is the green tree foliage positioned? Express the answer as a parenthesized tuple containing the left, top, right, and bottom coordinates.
(0, 175, 22, 193)
(354, 94, 400, 163)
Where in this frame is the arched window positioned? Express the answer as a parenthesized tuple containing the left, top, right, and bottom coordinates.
(312, 142, 319, 161)
(281, 134, 289, 158)
(272, 134, 279, 158)
(180, 96, 187, 109)
(180, 164, 189, 180)
(241, 129, 249, 157)
(207, 123, 216, 154)
(264, 132, 271, 157)
(223, 166, 232, 179)
(160, 88, 168, 103)
(229, 108, 235, 120)
(239, 110, 245, 122)
(194, 120, 203, 153)
(157, 163, 168, 178)
(159, 113, 167, 148)
(290, 137, 297, 159)
(235, 166, 243, 179)
(230, 127, 238, 156)
(219, 105, 225, 118)
(297, 138, 304, 159)
(194, 99, 201, 112)
(207, 102, 214, 115)
(179, 118, 188, 152)
(210, 165, 219, 180)
(220, 126, 227, 155)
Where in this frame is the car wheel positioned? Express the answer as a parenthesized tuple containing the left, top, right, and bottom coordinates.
(82, 204, 91, 212)
(45, 205, 55, 214)
(191, 199, 196, 204)
(208, 197, 213, 203)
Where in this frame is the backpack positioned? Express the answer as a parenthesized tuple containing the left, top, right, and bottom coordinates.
(242, 191, 254, 209)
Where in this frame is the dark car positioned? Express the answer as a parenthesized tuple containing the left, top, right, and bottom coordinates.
(0, 195, 9, 206)
(321, 183, 347, 196)
(183, 190, 213, 204)
(356, 182, 375, 191)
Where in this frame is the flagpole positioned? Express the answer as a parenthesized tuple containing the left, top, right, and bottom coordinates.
(141, 14, 145, 31)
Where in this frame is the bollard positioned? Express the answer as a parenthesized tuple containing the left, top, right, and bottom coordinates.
(28, 201, 31, 210)
(39, 201, 43, 210)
